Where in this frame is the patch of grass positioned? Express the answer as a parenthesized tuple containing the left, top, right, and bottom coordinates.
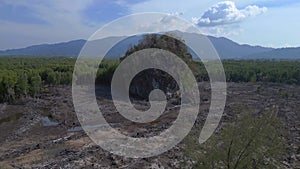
(0, 112, 23, 125)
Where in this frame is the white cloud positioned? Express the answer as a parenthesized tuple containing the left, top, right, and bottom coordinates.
(92, 13, 196, 39)
(128, 0, 268, 38)
(1, 0, 299, 49)
(194, 1, 267, 27)
(198, 24, 243, 37)
(129, 0, 219, 19)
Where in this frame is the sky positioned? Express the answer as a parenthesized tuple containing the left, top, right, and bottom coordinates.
(0, 0, 299, 50)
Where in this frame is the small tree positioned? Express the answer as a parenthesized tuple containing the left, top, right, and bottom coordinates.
(28, 73, 42, 97)
(15, 72, 28, 97)
(185, 111, 286, 169)
(1, 72, 17, 102)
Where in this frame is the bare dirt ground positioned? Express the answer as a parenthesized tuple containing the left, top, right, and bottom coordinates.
(0, 82, 299, 168)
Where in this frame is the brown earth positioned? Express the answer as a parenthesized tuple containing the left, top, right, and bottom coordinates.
(0, 83, 299, 168)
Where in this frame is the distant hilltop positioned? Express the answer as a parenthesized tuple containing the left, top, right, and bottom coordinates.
(0, 32, 299, 60)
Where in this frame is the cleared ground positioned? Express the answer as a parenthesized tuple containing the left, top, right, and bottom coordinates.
(0, 83, 299, 168)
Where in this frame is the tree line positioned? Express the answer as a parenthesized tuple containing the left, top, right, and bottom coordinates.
(195, 60, 300, 85)
(0, 57, 120, 103)
(0, 57, 74, 102)
(1, 57, 300, 103)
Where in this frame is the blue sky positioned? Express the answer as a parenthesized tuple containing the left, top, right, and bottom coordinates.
(0, 0, 299, 50)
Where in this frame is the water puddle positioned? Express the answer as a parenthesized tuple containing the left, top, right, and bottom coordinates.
(67, 126, 83, 132)
(41, 116, 59, 127)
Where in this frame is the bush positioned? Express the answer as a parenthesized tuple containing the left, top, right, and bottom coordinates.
(184, 111, 286, 169)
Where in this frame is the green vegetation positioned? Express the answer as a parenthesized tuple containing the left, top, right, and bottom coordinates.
(184, 111, 286, 169)
(196, 60, 300, 84)
(0, 57, 118, 102)
(0, 112, 23, 125)
(123, 34, 300, 85)
(0, 57, 74, 102)
(0, 56, 300, 103)
(0, 35, 299, 103)
(223, 60, 300, 84)
(123, 33, 200, 74)
(1, 35, 299, 103)
(96, 59, 119, 84)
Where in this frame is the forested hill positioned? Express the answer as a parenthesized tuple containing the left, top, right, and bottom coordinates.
(0, 40, 85, 57)
(1, 32, 299, 59)
(246, 47, 300, 59)
(0, 36, 142, 58)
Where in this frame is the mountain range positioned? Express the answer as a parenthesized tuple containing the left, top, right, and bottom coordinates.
(0, 32, 299, 60)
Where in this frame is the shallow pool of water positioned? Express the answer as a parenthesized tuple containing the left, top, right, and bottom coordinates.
(41, 116, 59, 127)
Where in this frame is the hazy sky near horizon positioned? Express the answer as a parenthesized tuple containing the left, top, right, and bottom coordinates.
(0, 0, 299, 50)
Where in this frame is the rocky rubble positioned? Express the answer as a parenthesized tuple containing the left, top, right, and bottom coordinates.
(0, 83, 299, 168)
